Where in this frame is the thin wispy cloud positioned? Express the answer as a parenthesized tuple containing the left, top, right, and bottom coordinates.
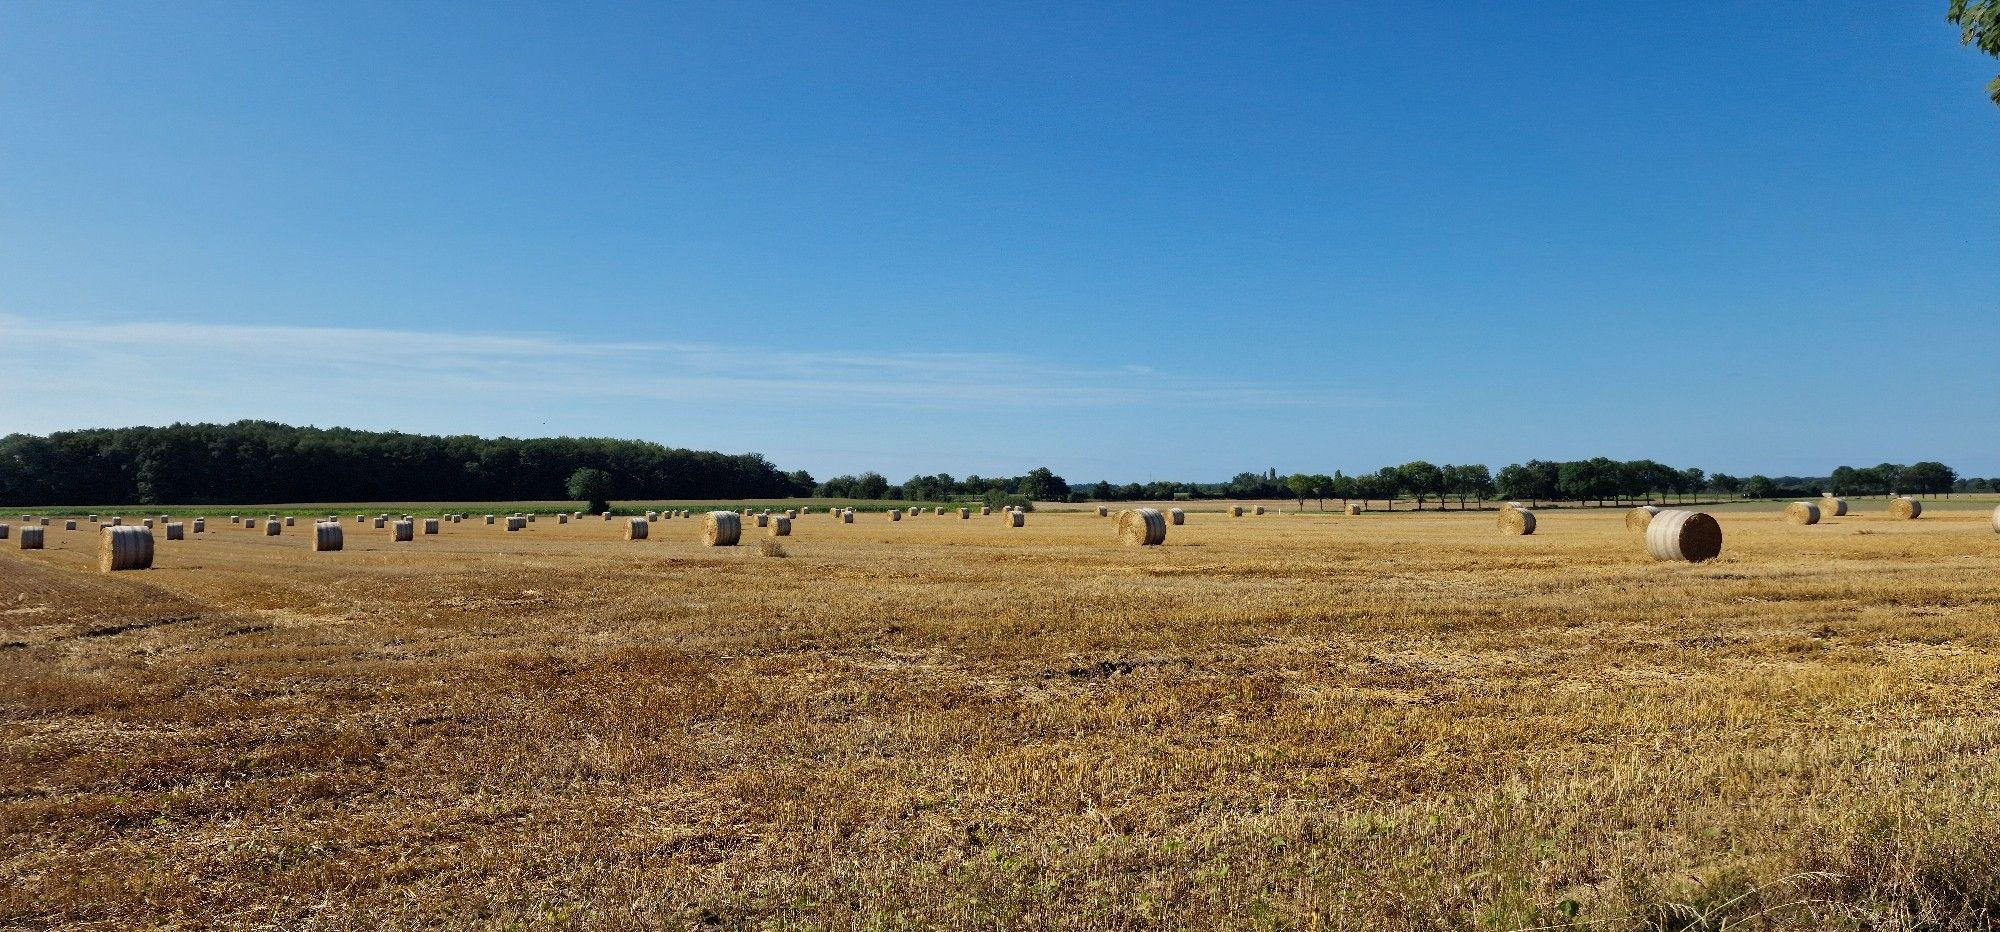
(2, 314, 1382, 418)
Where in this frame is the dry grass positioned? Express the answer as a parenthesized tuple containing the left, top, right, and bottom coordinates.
(5, 507, 2000, 929)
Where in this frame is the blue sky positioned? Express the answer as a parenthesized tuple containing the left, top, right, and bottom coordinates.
(2, 2, 1995, 482)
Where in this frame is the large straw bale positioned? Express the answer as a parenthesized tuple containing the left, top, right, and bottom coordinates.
(1646, 510, 1723, 562)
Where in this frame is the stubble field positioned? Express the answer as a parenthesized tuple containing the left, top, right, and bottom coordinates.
(5, 503, 2000, 930)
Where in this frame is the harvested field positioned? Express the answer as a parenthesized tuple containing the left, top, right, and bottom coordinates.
(5, 505, 2000, 929)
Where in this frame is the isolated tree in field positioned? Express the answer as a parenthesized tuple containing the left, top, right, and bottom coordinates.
(1018, 467, 1068, 502)
(1950, 0, 2000, 104)
(566, 467, 614, 513)
(1284, 473, 1316, 509)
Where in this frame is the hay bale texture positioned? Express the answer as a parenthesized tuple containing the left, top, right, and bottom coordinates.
(1345, 504, 1362, 516)
(64, 520, 77, 531)
(165, 522, 185, 541)
(1991, 504, 2000, 534)
(192, 518, 205, 533)
(1254, 505, 1266, 515)
(754, 513, 769, 528)
(314, 522, 343, 552)
(841, 509, 854, 524)
(20, 526, 44, 550)
(770, 515, 791, 537)
(1169, 508, 1185, 525)
(1008, 510, 1025, 527)
(1498, 508, 1536, 536)
(506, 516, 526, 531)
(1889, 497, 1923, 519)
(0, 523, 8, 540)
(392, 520, 414, 542)
(1646, 510, 1723, 563)
(1625, 506, 1660, 531)
(424, 519, 440, 535)
(1822, 495, 1848, 517)
(1117, 508, 1168, 546)
(1229, 505, 1244, 517)
(263, 519, 280, 536)
(1096, 505, 1109, 518)
(702, 511, 742, 546)
(889, 510, 902, 521)
(99, 526, 153, 572)
(625, 517, 649, 540)
(1784, 502, 1821, 526)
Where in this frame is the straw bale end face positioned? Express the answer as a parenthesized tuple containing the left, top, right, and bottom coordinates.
(1498, 507, 1536, 536)
(1625, 506, 1660, 531)
(20, 527, 45, 549)
(703, 511, 742, 546)
(1168, 508, 1185, 525)
(1117, 508, 1168, 546)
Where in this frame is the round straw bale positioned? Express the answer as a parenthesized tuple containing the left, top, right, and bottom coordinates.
(424, 518, 440, 535)
(165, 522, 185, 541)
(111, 517, 123, 526)
(1625, 505, 1660, 531)
(193, 518, 205, 533)
(889, 510, 902, 521)
(646, 511, 657, 521)
(770, 515, 792, 537)
(1095, 505, 1109, 518)
(390, 520, 413, 542)
(99, 526, 153, 572)
(602, 511, 612, 521)
(624, 517, 649, 540)
(485, 515, 496, 525)
(933, 506, 945, 516)
(841, 509, 854, 523)
(1784, 501, 1821, 525)
(786, 509, 797, 519)
(314, 521, 343, 552)
(703, 511, 742, 546)
(958, 507, 970, 519)
(506, 516, 526, 531)
(1820, 496, 1847, 517)
(1991, 505, 2000, 534)
(374, 517, 387, 529)
(64, 520, 77, 531)
(1229, 505, 1244, 517)
(1008, 510, 1025, 527)
(142, 518, 155, 529)
(87, 514, 98, 523)
(264, 520, 281, 536)
(1498, 507, 1536, 535)
(558, 513, 569, 524)
(20, 526, 44, 550)
(0, 523, 8, 539)
(37, 517, 48, 526)
(1116, 508, 1168, 546)
(1645, 510, 1723, 562)
(1254, 505, 1266, 516)
(1889, 497, 1922, 519)
(980, 506, 991, 516)
(1345, 503, 1363, 515)
(527, 514, 537, 523)
(754, 513, 769, 528)
(1169, 507, 1185, 525)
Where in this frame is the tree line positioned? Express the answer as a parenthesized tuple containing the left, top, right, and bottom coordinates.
(0, 422, 811, 506)
(0, 423, 1984, 510)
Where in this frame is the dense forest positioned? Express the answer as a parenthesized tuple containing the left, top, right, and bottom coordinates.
(0, 422, 1984, 508)
(0, 422, 811, 506)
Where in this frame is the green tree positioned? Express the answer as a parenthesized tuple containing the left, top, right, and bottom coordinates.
(1018, 467, 1069, 503)
(1284, 473, 1316, 509)
(565, 467, 614, 514)
(1742, 475, 1778, 500)
(1951, 0, 2000, 104)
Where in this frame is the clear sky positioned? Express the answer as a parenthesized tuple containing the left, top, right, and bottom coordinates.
(3, 2, 1995, 482)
